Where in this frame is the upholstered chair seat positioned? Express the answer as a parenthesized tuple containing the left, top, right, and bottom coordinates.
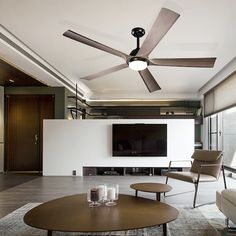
(166, 171, 217, 183)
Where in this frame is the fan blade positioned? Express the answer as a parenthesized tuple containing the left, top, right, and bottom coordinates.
(139, 68, 161, 92)
(138, 8, 180, 57)
(63, 30, 128, 60)
(149, 58, 216, 67)
(81, 64, 128, 80)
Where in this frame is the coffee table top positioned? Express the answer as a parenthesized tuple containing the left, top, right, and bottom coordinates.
(130, 183, 172, 193)
(24, 194, 178, 233)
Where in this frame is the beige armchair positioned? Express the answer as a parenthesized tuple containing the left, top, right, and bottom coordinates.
(165, 149, 227, 208)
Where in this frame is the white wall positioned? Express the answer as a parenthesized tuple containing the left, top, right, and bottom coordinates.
(43, 119, 194, 176)
(0, 86, 4, 172)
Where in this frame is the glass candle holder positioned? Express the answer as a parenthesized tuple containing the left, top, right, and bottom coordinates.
(96, 184, 107, 203)
(105, 184, 119, 206)
(87, 188, 101, 207)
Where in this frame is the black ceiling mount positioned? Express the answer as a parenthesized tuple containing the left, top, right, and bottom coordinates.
(131, 27, 145, 38)
(130, 27, 145, 56)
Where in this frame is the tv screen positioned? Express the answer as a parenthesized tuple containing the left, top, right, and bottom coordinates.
(112, 124, 167, 157)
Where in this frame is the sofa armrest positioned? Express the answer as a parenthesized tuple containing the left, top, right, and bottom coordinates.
(216, 191, 222, 210)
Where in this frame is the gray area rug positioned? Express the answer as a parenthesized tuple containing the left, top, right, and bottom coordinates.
(0, 203, 235, 236)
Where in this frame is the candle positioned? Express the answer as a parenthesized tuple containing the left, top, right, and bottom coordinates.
(116, 184, 119, 196)
(107, 187, 116, 200)
(97, 185, 105, 201)
(104, 185, 107, 197)
(90, 188, 99, 202)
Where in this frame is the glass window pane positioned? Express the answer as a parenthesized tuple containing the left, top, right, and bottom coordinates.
(222, 106, 236, 167)
(210, 115, 217, 132)
(210, 133, 217, 150)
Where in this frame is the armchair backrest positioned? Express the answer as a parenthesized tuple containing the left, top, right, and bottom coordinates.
(190, 150, 223, 179)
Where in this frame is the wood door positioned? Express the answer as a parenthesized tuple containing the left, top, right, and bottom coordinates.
(5, 95, 54, 171)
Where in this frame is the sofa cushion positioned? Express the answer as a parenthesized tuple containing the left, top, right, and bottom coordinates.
(165, 171, 217, 183)
(221, 188, 236, 206)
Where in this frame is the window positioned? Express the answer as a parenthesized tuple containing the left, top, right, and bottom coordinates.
(208, 114, 218, 150)
(207, 106, 236, 169)
(222, 107, 236, 167)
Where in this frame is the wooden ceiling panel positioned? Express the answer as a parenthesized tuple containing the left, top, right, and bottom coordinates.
(0, 58, 46, 87)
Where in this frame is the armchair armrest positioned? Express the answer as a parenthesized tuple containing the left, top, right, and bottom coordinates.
(167, 160, 192, 171)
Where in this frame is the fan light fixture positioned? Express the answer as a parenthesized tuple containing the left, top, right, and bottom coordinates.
(128, 57, 148, 71)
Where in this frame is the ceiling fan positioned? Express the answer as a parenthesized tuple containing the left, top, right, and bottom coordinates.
(63, 8, 216, 93)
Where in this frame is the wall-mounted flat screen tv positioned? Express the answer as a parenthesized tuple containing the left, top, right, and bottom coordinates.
(112, 124, 167, 157)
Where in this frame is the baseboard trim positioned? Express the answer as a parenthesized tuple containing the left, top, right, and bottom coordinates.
(6, 171, 42, 174)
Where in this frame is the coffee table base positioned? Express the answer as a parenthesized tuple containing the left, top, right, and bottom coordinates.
(163, 223, 167, 236)
(135, 189, 161, 201)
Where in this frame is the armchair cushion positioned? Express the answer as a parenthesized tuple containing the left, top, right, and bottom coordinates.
(191, 150, 222, 161)
(190, 157, 223, 178)
(165, 171, 217, 183)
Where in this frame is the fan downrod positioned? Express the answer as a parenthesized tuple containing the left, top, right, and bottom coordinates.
(130, 27, 145, 56)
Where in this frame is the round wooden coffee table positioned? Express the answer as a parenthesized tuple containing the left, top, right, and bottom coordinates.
(130, 182, 172, 201)
(24, 194, 178, 236)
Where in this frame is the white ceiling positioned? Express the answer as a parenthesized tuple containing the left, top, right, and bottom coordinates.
(0, 0, 236, 101)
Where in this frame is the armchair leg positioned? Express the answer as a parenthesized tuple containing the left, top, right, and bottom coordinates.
(226, 218, 230, 228)
(164, 177, 169, 197)
(165, 176, 169, 184)
(222, 165, 227, 189)
(225, 218, 236, 231)
(193, 182, 199, 208)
